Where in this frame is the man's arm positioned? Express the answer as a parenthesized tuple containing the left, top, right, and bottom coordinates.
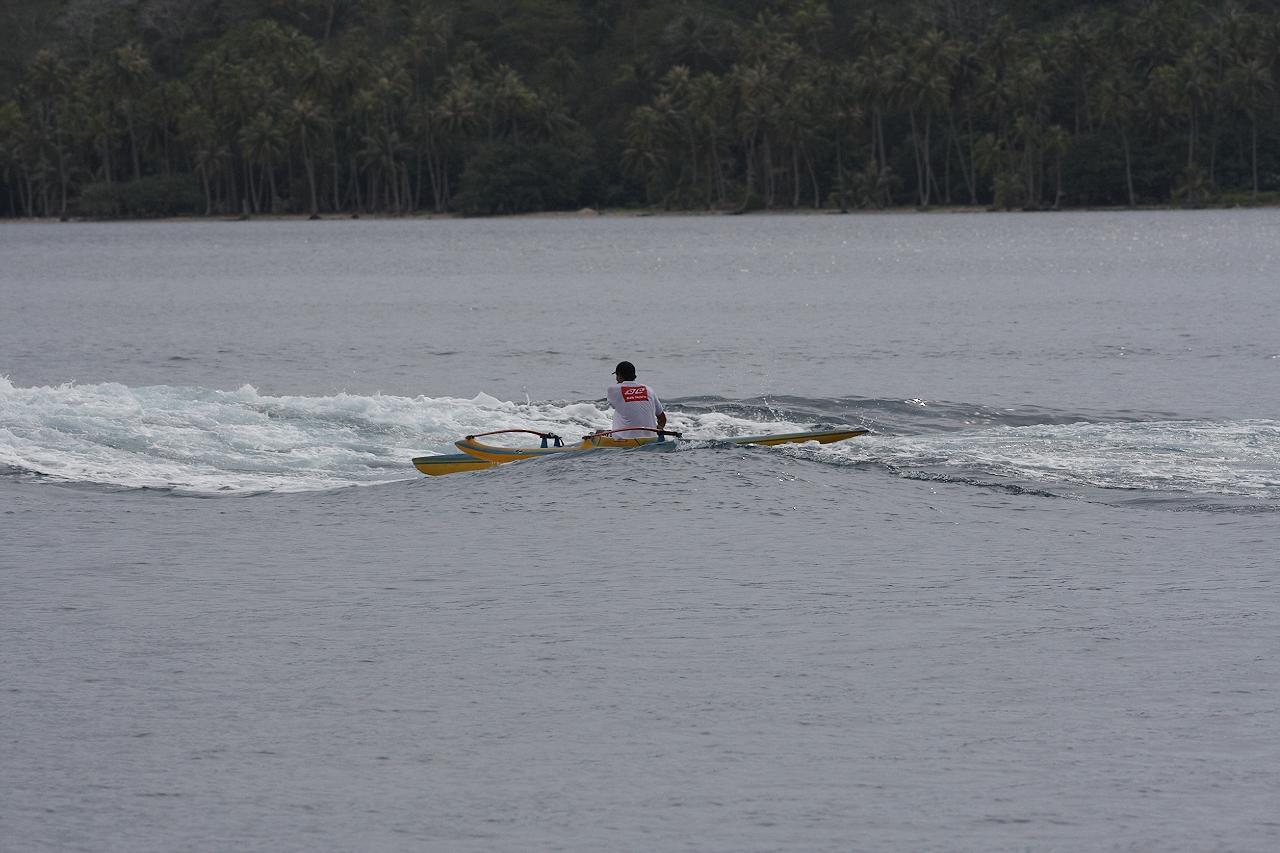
(657, 411, 667, 430)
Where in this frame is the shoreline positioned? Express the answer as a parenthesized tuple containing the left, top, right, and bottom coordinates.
(3, 200, 1276, 225)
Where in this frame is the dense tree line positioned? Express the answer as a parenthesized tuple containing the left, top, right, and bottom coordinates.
(1, 0, 1277, 219)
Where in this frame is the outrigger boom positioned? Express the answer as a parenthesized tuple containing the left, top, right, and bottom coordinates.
(411, 426, 868, 476)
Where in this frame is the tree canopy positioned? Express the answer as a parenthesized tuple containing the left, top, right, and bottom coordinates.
(2, 0, 1277, 218)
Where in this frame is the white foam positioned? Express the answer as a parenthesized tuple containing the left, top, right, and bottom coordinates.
(5, 377, 1275, 498)
(816, 420, 1280, 498)
(0, 378, 819, 494)
(0, 378, 612, 493)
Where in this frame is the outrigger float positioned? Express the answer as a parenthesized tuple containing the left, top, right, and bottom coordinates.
(412, 426, 869, 476)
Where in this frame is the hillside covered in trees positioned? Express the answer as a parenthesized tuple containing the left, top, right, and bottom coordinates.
(1, 0, 1277, 219)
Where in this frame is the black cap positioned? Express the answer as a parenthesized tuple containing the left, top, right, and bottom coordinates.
(613, 361, 636, 381)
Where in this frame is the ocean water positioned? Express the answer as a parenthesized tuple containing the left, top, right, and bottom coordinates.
(1, 211, 1278, 852)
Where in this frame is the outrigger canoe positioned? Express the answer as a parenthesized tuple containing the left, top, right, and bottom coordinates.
(412, 426, 869, 476)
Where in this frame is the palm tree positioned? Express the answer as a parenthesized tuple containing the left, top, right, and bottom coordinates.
(357, 125, 411, 213)
(1225, 57, 1273, 202)
(737, 11, 788, 67)
(238, 110, 286, 213)
(429, 71, 483, 211)
(482, 64, 537, 144)
(287, 95, 329, 217)
(352, 62, 412, 212)
(317, 49, 366, 213)
(1174, 43, 1215, 175)
(1049, 13, 1100, 135)
(406, 99, 435, 210)
(730, 61, 781, 210)
(405, 5, 453, 81)
(688, 72, 729, 208)
(1094, 67, 1141, 206)
(1215, 6, 1276, 204)
(24, 49, 75, 215)
(653, 67, 694, 203)
(658, 10, 734, 75)
(103, 43, 152, 181)
(0, 100, 31, 216)
(777, 72, 822, 208)
(621, 104, 673, 206)
(850, 51, 896, 192)
(973, 17, 1038, 204)
(944, 42, 983, 204)
(1003, 55, 1052, 208)
(144, 79, 192, 177)
(786, 0, 833, 61)
(540, 46, 580, 99)
(178, 104, 217, 213)
(898, 30, 956, 207)
(1043, 123, 1070, 208)
(826, 63, 863, 213)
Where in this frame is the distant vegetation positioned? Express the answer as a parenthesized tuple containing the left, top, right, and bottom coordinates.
(1, 0, 1277, 218)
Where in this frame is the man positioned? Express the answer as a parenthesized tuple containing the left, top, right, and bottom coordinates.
(606, 360, 667, 438)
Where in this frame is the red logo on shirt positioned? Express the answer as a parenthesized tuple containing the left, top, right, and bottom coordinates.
(621, 385, 650, 402)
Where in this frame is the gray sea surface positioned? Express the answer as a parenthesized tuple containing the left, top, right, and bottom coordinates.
(2, 210, 1278, 852)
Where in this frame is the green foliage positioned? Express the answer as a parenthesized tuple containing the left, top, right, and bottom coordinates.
(1, 0, 1279, 217)
(1219, 189, 1280, 207)
(1061, 133, 1129, 207)
(455, 139, 596, 215)
(78, 175, 205, 218)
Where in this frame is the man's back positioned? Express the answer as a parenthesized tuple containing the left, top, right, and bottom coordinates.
(607, 380, 663, 436)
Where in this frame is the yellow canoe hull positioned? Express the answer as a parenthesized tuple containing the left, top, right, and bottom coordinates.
(411, 453, 498, 476)
(454, 433, 659, 464)
(412, 428, 869, 476)
(729, 428, 867, 446)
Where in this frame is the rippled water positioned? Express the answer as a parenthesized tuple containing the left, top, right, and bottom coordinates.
(2, 211, 1278, 852)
